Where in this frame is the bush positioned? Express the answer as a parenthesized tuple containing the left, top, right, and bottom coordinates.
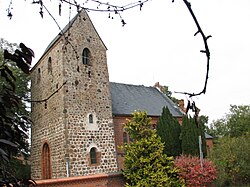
(209, 133, 250, 186)
(174, 155, 217, 187)
(123, 111, 185, 187)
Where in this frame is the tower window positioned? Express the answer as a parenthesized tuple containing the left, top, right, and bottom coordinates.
(48, 57, 52, 74)
(90, 147, 97, 164)
(89, 114, 93, 124)
(86, 113, 98, 130)
(82, 48, 90, 65)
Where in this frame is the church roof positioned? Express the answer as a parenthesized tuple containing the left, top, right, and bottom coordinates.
(110, 82, 184, 117)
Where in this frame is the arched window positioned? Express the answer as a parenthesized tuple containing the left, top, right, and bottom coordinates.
(42, 143, 51, 179)
(89, 114, 93, 124)
(48, 57, 52, 74)
(86, 113, 98, 130)
(90, 147, 97, 164)
(82, 48, 90, 65)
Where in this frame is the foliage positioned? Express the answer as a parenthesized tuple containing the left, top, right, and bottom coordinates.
(205, 118, 228, 138)
(174, 155, 217, 187)
(0, 38, 31, 162)
(157, 106, 182, 157)
(0, 157, 31, 179)
(209, 133, 250, 186)
(0, 39, 30, 116)
(226, 105, 250, 137)
(180, 116, 199, 156)
(161, 85, 180, 106)
(0, 38, 34, 186)
(181, 115, 207, 157)
(123, 111, 184, 187)
(206, 105, 250, 138)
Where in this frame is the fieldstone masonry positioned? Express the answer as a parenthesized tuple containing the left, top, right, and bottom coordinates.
(31, 10, 118, 179)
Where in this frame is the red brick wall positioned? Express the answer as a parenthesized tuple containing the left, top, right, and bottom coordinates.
(36, 172, 124, 187)
(113, 114, 212, 170)
(113, 115, 159, 170)
(206, 139, 214, 153)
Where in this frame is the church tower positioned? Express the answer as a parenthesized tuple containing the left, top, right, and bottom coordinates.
(30, 10, 118, 179)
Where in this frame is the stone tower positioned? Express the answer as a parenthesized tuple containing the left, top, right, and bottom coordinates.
(30, 10, 118, 179)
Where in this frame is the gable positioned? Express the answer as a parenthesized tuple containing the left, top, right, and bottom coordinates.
(31, 9, 107, 71)
(110, 82, 184, 117)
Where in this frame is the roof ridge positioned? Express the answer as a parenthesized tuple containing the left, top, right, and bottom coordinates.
(110, 81, 152, 88)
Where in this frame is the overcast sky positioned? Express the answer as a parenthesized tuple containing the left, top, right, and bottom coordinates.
(1, 0, 250, 123)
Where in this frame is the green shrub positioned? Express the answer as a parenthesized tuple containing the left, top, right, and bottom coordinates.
(209, 133, 250, 186)
(123, 111, 185, 187)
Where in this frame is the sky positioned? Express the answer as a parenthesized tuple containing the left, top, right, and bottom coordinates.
(1, 0, 250, 123)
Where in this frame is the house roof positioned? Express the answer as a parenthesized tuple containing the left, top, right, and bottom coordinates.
(110, 82, 184, 117)
(205, 133, 213, 139)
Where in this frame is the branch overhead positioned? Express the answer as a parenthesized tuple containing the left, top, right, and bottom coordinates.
(175, 0, 212, 98)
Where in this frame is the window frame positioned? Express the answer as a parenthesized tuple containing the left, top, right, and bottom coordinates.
(90, 147, 97, 164)
(82, 48, 90, 65)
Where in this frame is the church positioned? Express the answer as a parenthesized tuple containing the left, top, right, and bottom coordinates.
(30, 9, 189, 186)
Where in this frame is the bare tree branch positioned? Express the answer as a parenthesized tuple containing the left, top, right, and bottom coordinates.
(22, 81, 67, 103)
(175, 0, 212, 98)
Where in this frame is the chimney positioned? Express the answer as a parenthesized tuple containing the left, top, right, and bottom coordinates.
(179, 99, 186, 113)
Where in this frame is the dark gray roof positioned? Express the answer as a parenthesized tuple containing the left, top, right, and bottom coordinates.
(110, 82, 184, 117)
(205, 133, 213, 139)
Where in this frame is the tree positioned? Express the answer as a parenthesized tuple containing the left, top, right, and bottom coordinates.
(0, 38, 31, 160)
(156, 106, 182, 157)
(205, 118, 228, 138)
(206, 105, 250, 138)
(0, 38, 30, 116)
(209, 133, 250, 186)
(181, 116, 199, 156)
(226, 105, 250, 137)
(123, 111, 184, 187)
(0, 39, 35, 186)
(161, 85, 180, 106)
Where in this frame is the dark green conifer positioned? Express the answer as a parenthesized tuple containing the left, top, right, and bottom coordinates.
(181, 116, 200, 156)
(157, 106, 182, 157)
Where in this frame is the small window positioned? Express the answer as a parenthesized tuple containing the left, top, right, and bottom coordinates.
(123, 132, 128, 144)
(89, 114, 93, 124)
(37, 68, 41, 83)
(82, 48, 90, 65)
(48, 57, 52, 74)
(86, 113, 98, 130)
(90, 147, 97, 164)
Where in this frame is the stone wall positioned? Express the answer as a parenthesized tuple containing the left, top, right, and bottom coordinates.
(31, 38, 67, 179)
